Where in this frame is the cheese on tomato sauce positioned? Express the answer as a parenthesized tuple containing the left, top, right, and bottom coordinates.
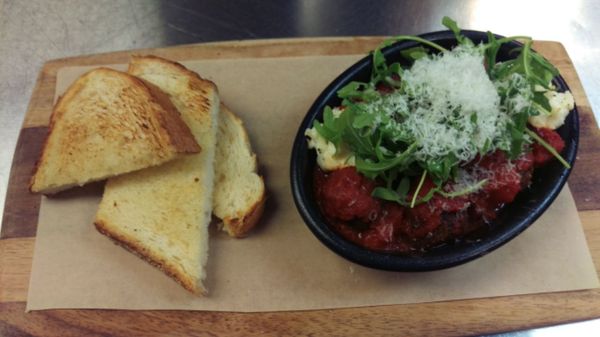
(308, 44, 572, 172)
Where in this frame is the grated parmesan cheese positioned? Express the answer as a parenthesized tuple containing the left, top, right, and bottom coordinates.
(383, 44, 505, 163)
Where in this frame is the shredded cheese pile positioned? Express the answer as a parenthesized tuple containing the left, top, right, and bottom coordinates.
(392, 45, 503, 162)
(356, 46, 508, 161)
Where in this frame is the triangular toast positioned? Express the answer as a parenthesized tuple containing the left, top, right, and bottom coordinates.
(30, 68, 200, 194)
(95, 57, 219, 295)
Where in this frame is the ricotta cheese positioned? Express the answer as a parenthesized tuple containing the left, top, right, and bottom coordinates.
(305, 127, 355, 170)
(529, 90, 574, 129)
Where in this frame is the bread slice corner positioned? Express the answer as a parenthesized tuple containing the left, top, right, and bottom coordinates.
(94, 216, 206, 295)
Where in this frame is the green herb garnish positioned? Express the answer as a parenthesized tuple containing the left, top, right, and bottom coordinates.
(309, 17, 572, 207)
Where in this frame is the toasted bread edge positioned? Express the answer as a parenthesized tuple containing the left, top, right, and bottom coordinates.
(29, 69, 90, 194)
(223, 191, 266, 238)
(140, 79, 201, 155)
(94, 219, 207, 296)
(129, 55, 213, 85)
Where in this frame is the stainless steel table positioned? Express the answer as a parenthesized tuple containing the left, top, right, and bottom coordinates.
(1, 1, 598, 335)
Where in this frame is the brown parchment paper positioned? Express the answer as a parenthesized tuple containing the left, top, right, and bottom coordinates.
(26, 55, 599, 312)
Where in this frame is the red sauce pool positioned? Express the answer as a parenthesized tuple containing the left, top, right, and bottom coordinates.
(313, 127, 565, 254)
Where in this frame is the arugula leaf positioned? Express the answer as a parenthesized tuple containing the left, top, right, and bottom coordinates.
(480, 138, 492, 155)
(372, 187, 402, 203)
(371, 47, 388, 83)
(396, 176, 410, 198)
(385, 63, 404, 88)
(484, 31, 502, 76)
(491, 38, 558, 91)
(337, 82, 379, 101)
(385, 166, 399, 187)
(355, 143, 415, 174)
(532, 91, 552, 113)
(371, 174, 413, 206)
(339, 107, 375, 155)
(337, 82, 364, 99)
(530, 52, 559, 79)
(312, 120, 335, 142)
(383, 35, 448, 53)
(313, 106, 341, 144)
(507, 108, 530, 158)
(353, 112, 377, 129)
(442, 16, 473, 46)
(323, 105, 335, 125)
(425, 154, 458, 185)
(400, 46, 429, 62)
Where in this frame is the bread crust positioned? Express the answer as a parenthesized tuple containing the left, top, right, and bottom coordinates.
(141, 79, 201, 154)
(29, 128, 57, 193)
(223, 192, 266, 238)
(129, 55, 218, 98)
(101, 68, 200, 154)
(94, 219, 206, 295)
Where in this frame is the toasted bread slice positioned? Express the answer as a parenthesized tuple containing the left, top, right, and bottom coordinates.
(95, 56, 219, 295)
(213, 104, 265, 237)
(30, 68, 200, 194)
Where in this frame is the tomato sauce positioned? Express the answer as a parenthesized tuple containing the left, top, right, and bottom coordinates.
(314, 127, 564, 254)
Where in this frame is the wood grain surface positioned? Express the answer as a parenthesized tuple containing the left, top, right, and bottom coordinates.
(1, 37, 600, 337)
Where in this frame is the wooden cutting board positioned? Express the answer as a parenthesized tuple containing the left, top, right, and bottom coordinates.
(1, 37, 600, 337)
